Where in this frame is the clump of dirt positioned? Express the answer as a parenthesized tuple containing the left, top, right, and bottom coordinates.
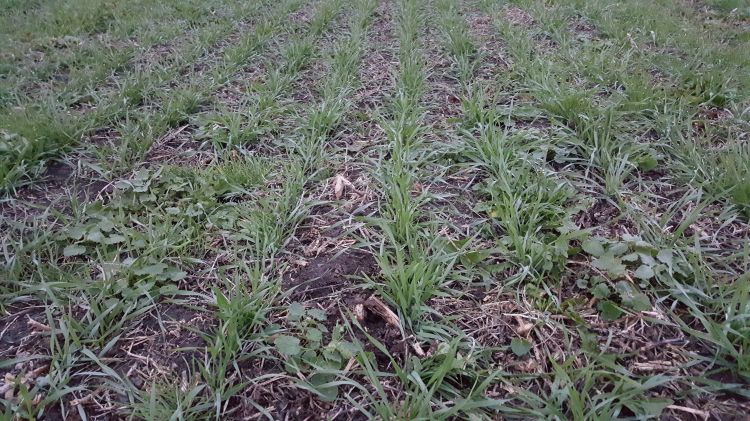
(576, 198, 637, 239)
(697, 106, 734, 122)
(282, 249, 415, 366)
(133, 42, 176, 71)
(355, 1, 397, 111)
(83, 303, 216, 417)
(570, 17, 599, 41)
(284, 250, 377, 301)
(0, 304, 49, 375)
(466, 11, 511, 80)
(289, 4, 316, 25)
(144, 125, 215, 168)
(503, 6, 535, 27)
(423, 176, 484, 233)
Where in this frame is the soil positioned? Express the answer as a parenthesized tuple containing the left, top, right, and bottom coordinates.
(4, 0, 750, 419)
(284, 250, 378, 301)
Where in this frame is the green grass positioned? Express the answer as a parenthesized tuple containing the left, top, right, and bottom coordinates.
(1, 0, 749, 418)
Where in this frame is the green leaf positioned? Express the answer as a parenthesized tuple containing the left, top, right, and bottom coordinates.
(66, 226, 86, 240)
(614, 281, 632, 296)
(307, 308, 327, 321)
(628, 293, 651, 312)
(301, 349, 319, 365)
(592, 252, 626, 277)
(322, 349, 342, 364)
(638, 253, 656, 266)
(510, 338, 532, 357)
(97, 218, 115, 232)
(133, 263, 168, 276)
(582, 238, 605, 257)
(621, 234, 639, 243)
(288, 302, 305, 321)
(599, 300, 623, 321)
(114, 180, 132, 190)
(445, 238, 468, 252)
(336, 341, 361, 359)
(637, 154, 659, 172)
(275, 335, 301, 356)
(306, 373, 338, 402)
(63, 244, 86, 257)
(633, 264, 655, 280)
(165, 269, 187, 281)
(159, 284, 179, 295)
(657, 249, 673, 267)
(263, 323, 283, 335)
(625, 398, 673, 417)
(214, 288, 228, 309)
(616, 281, 651, 311)
(609, 242, 629, 256)
(86, 230, 105, 243)
(306, 327, 323, 342)
(461, 250, 490, 266)
(590, 282, 611, 299)
(102, 234, 126, 245)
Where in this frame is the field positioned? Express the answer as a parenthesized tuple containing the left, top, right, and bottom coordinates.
(1, 0, 749, 418)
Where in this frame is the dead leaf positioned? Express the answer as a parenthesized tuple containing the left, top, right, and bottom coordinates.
(517, 358, 539, 373)
(353, 303, 365, 322)
(0, 365, 49, 401)
(1, 374, 15, 400)
(666, 405, 709, 420)
(411, 182, 423, 194)
(333, 174, 354, 200)
(292, 259, 309, 267)
(411, 341, 426, 357)
(515, 316, 533, 335)
(27, 316, 51, 332)
(333, 175, 345, 199)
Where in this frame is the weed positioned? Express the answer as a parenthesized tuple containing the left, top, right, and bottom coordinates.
(2, 0, 749, 417)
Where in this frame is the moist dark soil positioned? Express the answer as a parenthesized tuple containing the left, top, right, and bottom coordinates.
(284, 250, 378, 301)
